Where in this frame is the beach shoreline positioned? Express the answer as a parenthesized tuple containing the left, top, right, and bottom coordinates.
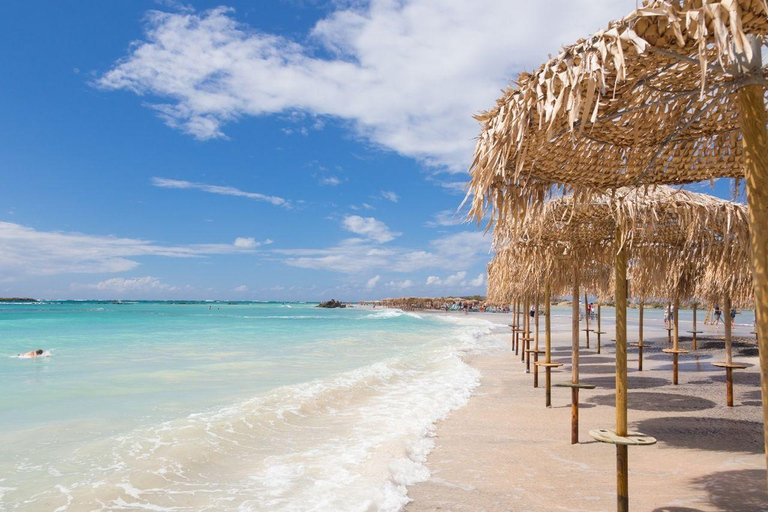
(405, 308, 767, 511)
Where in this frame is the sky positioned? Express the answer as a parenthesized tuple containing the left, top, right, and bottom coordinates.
(0, 0, 739, 301)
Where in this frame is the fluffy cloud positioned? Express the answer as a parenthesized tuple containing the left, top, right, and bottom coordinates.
(426, 270, 485, 289)
(233, 284, 248, 292)
(469, 273, 485, 287)
(366, 275, 381, 289)
(152, 177, 290, 208)
(86, 276, 176, 292)
(278, 230, 489, 275)
(385, 279, 413, 290)
(97, 1, 635, 171)
(0, 221, 266, 276)
(342, 215, 401, 243)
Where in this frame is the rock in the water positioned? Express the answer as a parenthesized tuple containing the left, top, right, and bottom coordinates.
(318, 299, 346, 308)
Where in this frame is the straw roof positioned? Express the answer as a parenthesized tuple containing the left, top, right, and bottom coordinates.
(467, 0, 768, 228)
(487, 186, 752, 304)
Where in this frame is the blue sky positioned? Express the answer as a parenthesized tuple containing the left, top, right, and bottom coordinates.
(0, 0, 738, 300)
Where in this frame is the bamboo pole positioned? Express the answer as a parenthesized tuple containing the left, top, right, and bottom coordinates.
(736, 35, 768, 485)
(572, 262, 580, 445)
(545, 282, 553, 407)
(615, 230, 629, 512)
(534, 290, 540, 387)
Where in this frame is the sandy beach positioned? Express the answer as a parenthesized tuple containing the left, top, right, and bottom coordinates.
(406, 309, 767, 511)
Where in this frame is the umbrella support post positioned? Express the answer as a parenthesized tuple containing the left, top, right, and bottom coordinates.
(571, 387, 579, 445)
(545, 367, 551, 406)
(584, 292, 590, 349)
(736, 36, 768, 482)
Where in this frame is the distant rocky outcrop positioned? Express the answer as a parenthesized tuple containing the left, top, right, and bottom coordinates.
(318, 299, 346, 308)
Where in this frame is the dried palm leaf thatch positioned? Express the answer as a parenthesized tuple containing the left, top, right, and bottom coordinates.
(488, 186, 751, 304)
(467, 0, 768, 229)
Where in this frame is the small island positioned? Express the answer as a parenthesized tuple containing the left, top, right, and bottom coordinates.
(0, 298, 37, 302)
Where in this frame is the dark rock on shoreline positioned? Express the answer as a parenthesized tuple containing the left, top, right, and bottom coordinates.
(318, 299, 346, 308)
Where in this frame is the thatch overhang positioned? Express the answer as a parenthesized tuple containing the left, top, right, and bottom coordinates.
(467, 0, 768, 228)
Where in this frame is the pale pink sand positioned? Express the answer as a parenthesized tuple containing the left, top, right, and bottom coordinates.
(406, 311, 767, 511)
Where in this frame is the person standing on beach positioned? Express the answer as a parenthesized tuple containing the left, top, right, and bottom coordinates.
(664, 306, 670, 328)
(730, 307, 738, 324)
(714, 305, 722, 325)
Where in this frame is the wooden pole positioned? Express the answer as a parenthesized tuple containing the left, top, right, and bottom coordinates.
(692, 302, 698, 351)
(523, 297, 529, 364)
(638, 299, 644, 372)
(597, 302, 602, 354)
(667, 299, 672, 344)
(584, 292, 590, 349)
(545, 282, 553, 407)
(572, 262, 580, 445)
(615, 229, 629, 512)
(534, 290, 540, 387)
(725, 294, 734, 406)
(673, 296, 680, 385)
(736, 35, 768, 485)
(514, 300, 520, 356)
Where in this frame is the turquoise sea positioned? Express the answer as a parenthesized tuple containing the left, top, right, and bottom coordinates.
(0, 301, 500, 511)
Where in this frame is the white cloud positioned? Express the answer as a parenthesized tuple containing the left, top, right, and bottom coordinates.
(319, 176, 342, 186)
(86, 276, 177, 293)
(342, 215, 401, 243)
(233, 284, 248, 292)
(470, 272, 485, 287)
(426, 275, 442, 286)
(442, 271, 467, 286)
(425, 209, 461, 228)
(97, 1, 635, 171)
(424, 270, 485, 289)
(380, 191, 399, 203)
(0, 221, 263, 276)
(278, 230, 489, 275)
(234, 237, 272, 249)
(385, 279, 413, 290)
(151, 177, 290, 208)
(366, 275, 381, 289)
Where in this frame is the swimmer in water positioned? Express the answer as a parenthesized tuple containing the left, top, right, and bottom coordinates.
(19, 349, 45, 358)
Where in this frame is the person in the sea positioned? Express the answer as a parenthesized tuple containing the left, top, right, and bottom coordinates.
(19, 349, 44, 357)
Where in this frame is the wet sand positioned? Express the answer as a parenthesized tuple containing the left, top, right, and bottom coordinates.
(406, 311, 767, 511)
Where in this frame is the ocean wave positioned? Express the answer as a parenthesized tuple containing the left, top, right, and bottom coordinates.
(361, 309, 422, 320)
(4, 324, 493, 511)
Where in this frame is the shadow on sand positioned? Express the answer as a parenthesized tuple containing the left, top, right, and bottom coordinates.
(579, 376, 668, 390)
(635, 417, 764, 454)
(652, 469, 768, 512)
(588, 392, 716, 412)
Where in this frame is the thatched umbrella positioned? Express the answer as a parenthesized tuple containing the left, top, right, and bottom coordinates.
(467, 1, 768, 505)
(486, 185, 751, 506)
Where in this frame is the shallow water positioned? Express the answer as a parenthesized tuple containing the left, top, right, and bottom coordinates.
(0, 302, 501, 511)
